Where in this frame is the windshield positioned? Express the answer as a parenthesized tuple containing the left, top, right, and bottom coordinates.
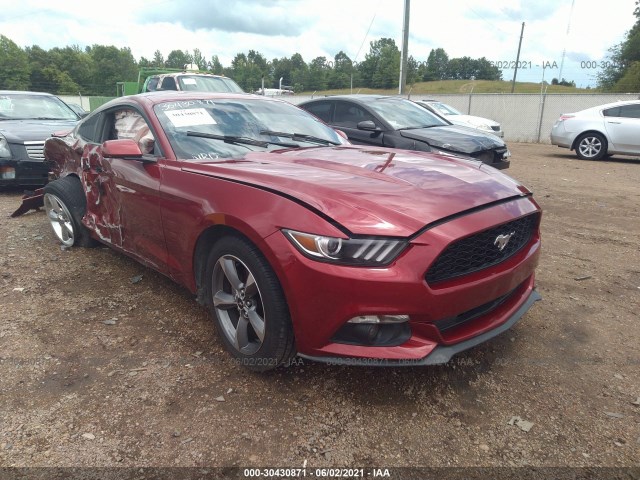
(154, 98, 346, 160)
(178, 75, 245, 93)
(368, 98, 449, 130)
(0, 94, 78, 121)
(428, 102, 461, 116)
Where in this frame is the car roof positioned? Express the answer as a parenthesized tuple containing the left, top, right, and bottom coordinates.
(579, 99, 640, 112)
(302, 94, 405, 104)
(93, 91, 278, 112)
(0, 90, 56, 97)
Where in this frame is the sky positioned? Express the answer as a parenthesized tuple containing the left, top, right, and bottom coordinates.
(0, 0, 637, 88)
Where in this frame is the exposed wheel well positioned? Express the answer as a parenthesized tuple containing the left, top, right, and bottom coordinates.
(193, 225, 250, 305)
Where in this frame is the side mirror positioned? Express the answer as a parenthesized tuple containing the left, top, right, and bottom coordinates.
(102, 139, 143, 159)
(357, 120, 380, 132)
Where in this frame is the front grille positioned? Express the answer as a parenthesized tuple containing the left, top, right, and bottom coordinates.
(24, 141, 45, 161)
(426, 213, 539, 284)
(491, 125, 501, 132)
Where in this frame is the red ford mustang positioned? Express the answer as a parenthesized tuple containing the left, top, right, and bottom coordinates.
(17, 92, 541, 371)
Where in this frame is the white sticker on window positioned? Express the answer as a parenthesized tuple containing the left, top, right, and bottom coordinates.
(165, 108, 217, 127)
(182, 78, 197, 85)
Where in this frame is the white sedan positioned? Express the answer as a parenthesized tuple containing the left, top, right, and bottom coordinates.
(550, 100, 640, 160)
(415, 100, 504, 138)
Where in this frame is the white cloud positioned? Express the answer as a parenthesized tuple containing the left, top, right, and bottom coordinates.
(0, 0, 636, 87)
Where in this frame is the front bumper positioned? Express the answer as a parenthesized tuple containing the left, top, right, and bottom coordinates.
(266, 196, 541, 363)
(0, 159, 50, 186)
(299, 289, 541, 366)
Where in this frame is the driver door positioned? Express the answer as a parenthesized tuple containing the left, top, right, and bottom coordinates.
(81, 107, 168, 272)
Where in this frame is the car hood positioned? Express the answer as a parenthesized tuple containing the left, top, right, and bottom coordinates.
(0, 119, 78, 142)
(449, 114, 499, 128)
(182, 146, 527, 237)
(399, 125, 505, 154)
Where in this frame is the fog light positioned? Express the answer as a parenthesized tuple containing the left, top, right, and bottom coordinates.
(0, 167, 16, 179)
(347, 315, 409, 324)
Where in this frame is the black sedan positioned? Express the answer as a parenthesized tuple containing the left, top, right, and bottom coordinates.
(0, 91, 81, 186)
(299, 95, 510, 169)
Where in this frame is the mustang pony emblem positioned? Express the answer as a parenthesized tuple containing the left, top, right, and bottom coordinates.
(494, 231, 516, 251)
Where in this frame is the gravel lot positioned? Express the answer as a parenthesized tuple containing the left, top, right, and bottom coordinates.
(0, 143, 639, 473)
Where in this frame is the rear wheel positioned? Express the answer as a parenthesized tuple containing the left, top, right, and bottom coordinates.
(204, 235, 295, 371)
(575, 132, 607, 160)
(43, 176, 96, 247)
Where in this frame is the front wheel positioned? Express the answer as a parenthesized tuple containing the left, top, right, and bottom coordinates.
(204, 235, 295, 371)
(575, 132, 607, 160)
(43, 176, 96, 247)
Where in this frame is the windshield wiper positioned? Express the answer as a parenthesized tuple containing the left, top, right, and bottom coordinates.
(260, 130, 340, 146)
(186, 131, 299, 148)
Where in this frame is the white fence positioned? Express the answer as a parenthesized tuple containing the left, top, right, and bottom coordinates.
(283, 93, 640, 144)
(61, 92, 640, 144)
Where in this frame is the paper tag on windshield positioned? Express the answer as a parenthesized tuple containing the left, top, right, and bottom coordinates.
(165, 108, 217, 128)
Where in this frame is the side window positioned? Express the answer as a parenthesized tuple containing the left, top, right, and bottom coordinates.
(333, 102, 376, 128)
(160, 77, 178, 91)
(145, 77, 160, 92)
(77, 113, 102, 143)
(618, 104, 640, 119)
(603, 107, 620, 117)
(305, 102, 333, 123)
(105, 109, 156, 155)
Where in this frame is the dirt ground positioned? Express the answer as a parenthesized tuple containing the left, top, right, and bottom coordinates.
(0, 143, 639, 473)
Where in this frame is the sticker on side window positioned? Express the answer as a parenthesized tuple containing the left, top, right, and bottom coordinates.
(164, 108, 217, 128)
(182, 78, 197, 85)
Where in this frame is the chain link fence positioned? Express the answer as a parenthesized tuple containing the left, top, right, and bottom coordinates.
(285, 93, 640, 143)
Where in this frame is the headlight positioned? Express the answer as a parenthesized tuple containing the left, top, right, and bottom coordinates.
(0, 134, 11, 158)
(476, 124, 493, 132)
(283, 229, 408, 266)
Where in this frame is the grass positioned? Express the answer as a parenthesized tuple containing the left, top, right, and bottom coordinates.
(302, 79, 597, 96)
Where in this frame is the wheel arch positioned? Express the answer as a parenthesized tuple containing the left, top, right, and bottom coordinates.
(192, 222, 282, 306)
(570, 129, 608, 151)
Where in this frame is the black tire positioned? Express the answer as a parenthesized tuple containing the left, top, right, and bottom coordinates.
(204, 235, 296, 371)
(43, 176, 97, 248)
(575, 132, 607, 160)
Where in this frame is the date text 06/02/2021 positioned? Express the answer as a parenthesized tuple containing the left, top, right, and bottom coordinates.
(242, 467, 392, 477)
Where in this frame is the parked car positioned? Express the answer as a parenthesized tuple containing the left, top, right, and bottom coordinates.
(550, 100, 640, 160)
(415, 100, 504, 138)
(143, 72, 244, 94)
(299, 95, 511, 169)
(15, 92, 541, 370)
(0, 91, 81, 186)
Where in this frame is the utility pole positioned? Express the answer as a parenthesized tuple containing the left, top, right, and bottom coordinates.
(398, 0, 410, 95)
(511, 22, 525, 94)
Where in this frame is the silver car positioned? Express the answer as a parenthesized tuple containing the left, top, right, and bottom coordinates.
(415, 100, 504, 138)
(550, 100, 640, 160)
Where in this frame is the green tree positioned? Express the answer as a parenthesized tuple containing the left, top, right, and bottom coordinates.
(87, 45, 138, 95)
(152, 50, 165, 67)
(328, 50, 352, 89)
(209, 55, 223, 74)
(191, 48, 206, 70)
(598, 1, 640, 90)
(307, 56, 330, 91)
(166, 49, 191, 69)
(0, 35, 30, 90)
(359, 38, 400, 88)
(423, 48, 449, 81)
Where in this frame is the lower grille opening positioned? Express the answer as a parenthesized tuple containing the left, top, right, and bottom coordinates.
(331, 322, 411, 347)
(434, 283, 522, 333)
